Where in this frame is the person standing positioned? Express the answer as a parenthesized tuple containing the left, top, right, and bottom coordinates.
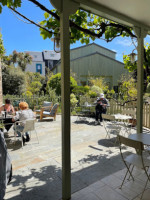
(95, 93, 109, 125)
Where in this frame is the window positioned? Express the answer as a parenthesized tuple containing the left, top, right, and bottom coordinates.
(34, 55, 37, 58)
(36, 64, 42, 74)
(50, 54, 54, 57)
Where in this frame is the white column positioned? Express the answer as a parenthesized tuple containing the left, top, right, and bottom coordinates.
(134, 27, 147, 133)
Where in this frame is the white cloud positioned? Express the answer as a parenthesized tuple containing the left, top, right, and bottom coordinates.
(116, 38, 132, 46)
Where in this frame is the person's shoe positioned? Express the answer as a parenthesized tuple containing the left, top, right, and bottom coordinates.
(22, 136, 26, 145)
(26, 135, 30, 142)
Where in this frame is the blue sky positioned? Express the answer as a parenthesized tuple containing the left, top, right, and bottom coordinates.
(0, 0, 150, 62)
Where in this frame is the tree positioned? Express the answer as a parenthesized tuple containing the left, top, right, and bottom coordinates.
(47, 73, 77, 95)
(119, 75, 137, 102)
(2, 65, 25, 95)
(25, 71, 45, 95)
(0, 33, 26, 95)
(0, 32, 5, 57)
(0, 1, 136, 43)
(3, 50, 32, 71)
(123, 44, 150, 91)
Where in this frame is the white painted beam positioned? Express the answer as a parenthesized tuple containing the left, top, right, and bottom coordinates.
(74, 0, 150, 32)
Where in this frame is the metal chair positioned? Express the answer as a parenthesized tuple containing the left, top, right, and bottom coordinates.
(102, 114, 121, 139)
(14, 119, 39, 148)
(118, 135, 150, 199)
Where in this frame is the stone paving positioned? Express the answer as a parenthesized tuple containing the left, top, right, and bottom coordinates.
(4, 115, 148, 200)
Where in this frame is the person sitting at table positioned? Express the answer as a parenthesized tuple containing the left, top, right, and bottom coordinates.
(95, 93, 109, 125)
(0, 99, 15, 115)
(12, 102, 35, 145)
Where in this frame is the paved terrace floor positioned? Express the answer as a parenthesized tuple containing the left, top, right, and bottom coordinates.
(4, 115, 150, 200)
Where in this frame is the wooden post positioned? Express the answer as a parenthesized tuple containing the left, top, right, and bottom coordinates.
(134, 27, 147, 133)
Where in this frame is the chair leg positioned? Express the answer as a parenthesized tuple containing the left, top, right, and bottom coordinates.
(40, 111, 43, 121)
(14, 130, 16, 144)
(119, 164, 134, 189)
(140, 167, 150, 199)
(127, 165, 134, 181)
(29, 131, 31, 139)
(35, 130, 39, 144)
(21, 133, 24, 149)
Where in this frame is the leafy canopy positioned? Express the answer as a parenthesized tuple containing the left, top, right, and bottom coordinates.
(0, 33, 5, 57)
(40, 9, 134, 44)
(0, 0, 21, 13)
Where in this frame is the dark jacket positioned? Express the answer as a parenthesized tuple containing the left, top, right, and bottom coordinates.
(96, 98, 109, 112)
(0, 131, 12, 200)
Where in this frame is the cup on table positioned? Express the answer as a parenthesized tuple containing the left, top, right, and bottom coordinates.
(5, 111, 7, 118)
(1, 111, 5, 118)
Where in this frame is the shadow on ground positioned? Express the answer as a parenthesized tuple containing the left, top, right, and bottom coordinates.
(6, 150, 132, 200)
(73, 119, 96, 126)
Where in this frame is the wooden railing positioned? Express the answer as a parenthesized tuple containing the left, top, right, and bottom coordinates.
(107, 99, 150, 129)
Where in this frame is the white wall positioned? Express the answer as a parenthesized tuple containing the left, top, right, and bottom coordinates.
(26, 61, 45, 76)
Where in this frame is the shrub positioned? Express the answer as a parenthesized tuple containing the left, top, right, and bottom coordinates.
(2, 65, 25, 95)
(72, 85, 89, 96)
(146, 83, 150, 93)
(88, 90, 97, 98)
(47, 73, 77, 95)
(90, 85, 103, 96)
(70, 93, 78, 111)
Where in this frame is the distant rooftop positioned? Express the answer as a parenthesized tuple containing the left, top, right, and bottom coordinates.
(25, 51, 43, 62)
(43, 50, 60, 60)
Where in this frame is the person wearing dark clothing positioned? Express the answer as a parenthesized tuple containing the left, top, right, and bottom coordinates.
(0, 131, 12, 200)
(95, 93, 109, 125)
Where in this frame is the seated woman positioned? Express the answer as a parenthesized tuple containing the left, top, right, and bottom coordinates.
(12, 102, 35, 145)
(0, 99, 15, 115)
(0, 99, 15, 132)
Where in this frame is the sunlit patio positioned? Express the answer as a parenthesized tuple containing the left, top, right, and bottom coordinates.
(4, 115, 150, 200)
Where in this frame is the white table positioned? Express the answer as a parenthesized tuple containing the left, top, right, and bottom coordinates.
(113, 114, 133, 135)
(113, 114, 132, 120)
(129, 133, 150, 146)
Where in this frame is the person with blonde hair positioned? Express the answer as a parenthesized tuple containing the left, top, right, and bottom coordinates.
(12, 102, 35, 145)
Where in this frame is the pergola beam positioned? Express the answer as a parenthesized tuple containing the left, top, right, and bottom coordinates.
(74, 0, 150, 32)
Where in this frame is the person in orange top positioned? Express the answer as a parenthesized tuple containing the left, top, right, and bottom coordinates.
(0, 99, 15, 114)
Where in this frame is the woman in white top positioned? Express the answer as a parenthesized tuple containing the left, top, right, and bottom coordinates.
(12, 102, 35, 145)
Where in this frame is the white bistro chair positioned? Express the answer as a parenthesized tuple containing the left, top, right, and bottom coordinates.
(118, 135, 150, 200)
(14, 119, 39, 148)
(102, 114, 122, 139)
